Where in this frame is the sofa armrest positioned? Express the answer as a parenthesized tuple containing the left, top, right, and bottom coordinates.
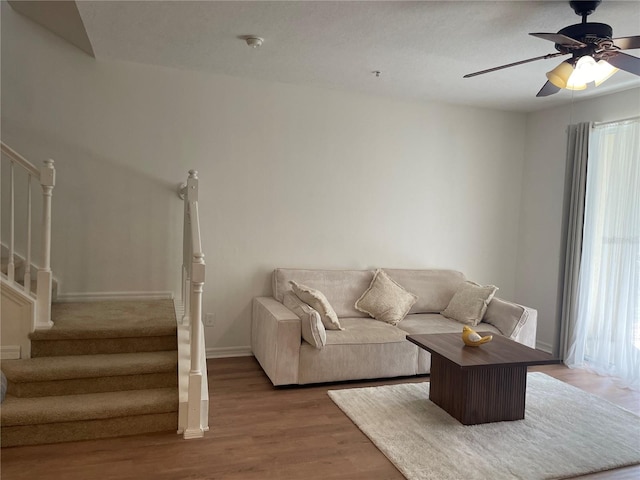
(483, 297, 537, 348)
(251, 297, 301, 386)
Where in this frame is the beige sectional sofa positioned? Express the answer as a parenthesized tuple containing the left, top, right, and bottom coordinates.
(251, 268, 537, 386)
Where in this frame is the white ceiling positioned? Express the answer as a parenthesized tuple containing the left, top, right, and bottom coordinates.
(15, 1, 640, 112)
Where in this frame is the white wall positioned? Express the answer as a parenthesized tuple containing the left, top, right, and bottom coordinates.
(517, 87, 640, 353)
(2, 4, 528, 353)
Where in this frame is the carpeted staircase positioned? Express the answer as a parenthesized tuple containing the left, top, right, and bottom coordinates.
(1, 300, 179, 447)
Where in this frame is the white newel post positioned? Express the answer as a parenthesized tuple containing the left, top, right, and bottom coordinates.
(184, 169, 205, 439)
(185, 253, 205, 438)
(179, 170, 199, 326)
(36, 159, 55, 329)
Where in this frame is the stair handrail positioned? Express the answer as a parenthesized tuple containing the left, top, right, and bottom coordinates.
(178, 170, 207, 439)
(1, 142, 55, 330)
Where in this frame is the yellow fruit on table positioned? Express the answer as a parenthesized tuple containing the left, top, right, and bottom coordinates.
(462, 325, 493, 347)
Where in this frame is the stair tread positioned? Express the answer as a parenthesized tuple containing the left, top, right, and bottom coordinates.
(2, 351, 178, 383)
(31, 300, 177, 340)
(1, 387, 178, 427)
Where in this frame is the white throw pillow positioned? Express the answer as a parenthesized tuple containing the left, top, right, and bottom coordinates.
(441, 281, 498, 326)
(355, 269, 418, 326)
(289, 281, 343, 330)
(283, 292, 326, 349)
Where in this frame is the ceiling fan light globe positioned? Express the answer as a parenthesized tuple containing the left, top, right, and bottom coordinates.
(594, 60, 619, 86)
(571, 55, 599, 84)
(546, 61, 574, 88)
(564, 81, 588, 91)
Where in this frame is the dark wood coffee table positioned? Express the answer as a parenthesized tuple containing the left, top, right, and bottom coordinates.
(407, 333, 558, 425)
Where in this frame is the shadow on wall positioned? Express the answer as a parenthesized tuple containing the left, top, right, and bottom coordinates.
(1, 123, 184, 296)
(203, 264, 272, 348)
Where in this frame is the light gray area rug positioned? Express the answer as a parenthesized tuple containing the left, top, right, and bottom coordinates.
(328, 372, 640, 480)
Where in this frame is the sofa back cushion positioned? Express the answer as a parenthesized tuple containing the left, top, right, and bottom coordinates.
(273, 268, 466, 318)
(273, 269, 374, 318)
(382, 269, 466, 314)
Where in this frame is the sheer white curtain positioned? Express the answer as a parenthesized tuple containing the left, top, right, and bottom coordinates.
(565, 118, 640, 389)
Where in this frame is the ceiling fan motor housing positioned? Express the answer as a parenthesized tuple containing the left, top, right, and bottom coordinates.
(555, 22, 613, 53)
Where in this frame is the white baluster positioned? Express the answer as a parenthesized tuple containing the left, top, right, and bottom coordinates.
(24, 174, 33, 294)
(182, 203, 191, 324)
(8, 161, 15, 282)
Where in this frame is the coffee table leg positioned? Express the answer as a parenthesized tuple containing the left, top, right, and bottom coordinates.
(429, 354, 528, 425)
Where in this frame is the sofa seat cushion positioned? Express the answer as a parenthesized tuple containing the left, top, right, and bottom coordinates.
(395, 313, 503, 336)
(298, 341, 419, 384)
(325, 317, 407, 345)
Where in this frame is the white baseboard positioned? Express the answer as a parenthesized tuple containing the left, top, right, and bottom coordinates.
(56, 291, 175, 302)
(536, 340, 553, 354)
(206, 346, 253, 359)
(1, 345, 21, 359)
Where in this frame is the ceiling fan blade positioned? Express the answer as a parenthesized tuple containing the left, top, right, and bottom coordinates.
(536, 81, 561, 97)
(463, 52, 565, 78)
(612, 36, 640, 51)
(606, 52, 640, 76)
(529, 33, 587, 48)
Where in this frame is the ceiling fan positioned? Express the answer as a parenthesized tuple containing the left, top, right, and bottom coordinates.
(464, 0, 640, 97)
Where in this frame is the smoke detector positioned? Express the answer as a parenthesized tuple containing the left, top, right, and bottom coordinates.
(245, 36, 264, 48)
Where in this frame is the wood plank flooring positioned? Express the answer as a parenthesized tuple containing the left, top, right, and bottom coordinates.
(1, 357, 638, 479)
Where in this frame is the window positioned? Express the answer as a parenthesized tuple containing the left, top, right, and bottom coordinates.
(566, 117, 639, 389)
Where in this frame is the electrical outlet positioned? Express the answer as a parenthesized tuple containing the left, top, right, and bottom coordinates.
(204, 313, 215, 326)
